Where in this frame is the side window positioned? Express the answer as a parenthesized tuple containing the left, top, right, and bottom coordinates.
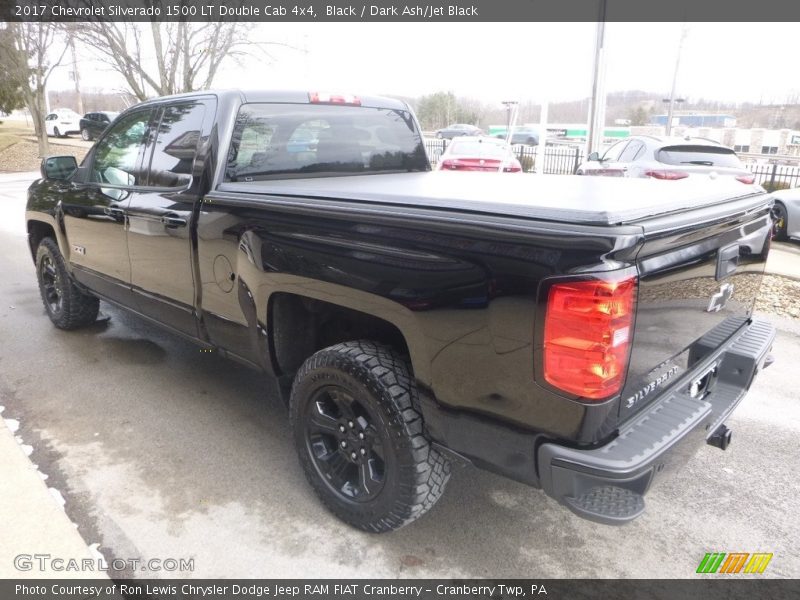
(90, 110, 151, 186)
(618, 141, 643, 163)
(146, 102, 206, 188)
(601, 141, 629, 162)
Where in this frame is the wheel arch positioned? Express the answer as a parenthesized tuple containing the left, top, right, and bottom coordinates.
(26, 216, 67, 264)
(265, 290, 428, 385)
(773, 199, 792, 239)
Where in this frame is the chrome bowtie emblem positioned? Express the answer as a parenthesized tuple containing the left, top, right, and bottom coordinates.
(707, 283, 734, 312)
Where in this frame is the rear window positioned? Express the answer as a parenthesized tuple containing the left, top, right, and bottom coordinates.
(656, 145, 743, 168)
(448, 141, 511, 159)
(225, 103, 428, 182)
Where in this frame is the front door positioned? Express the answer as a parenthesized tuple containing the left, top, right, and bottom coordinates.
(63, 108, 152, 305)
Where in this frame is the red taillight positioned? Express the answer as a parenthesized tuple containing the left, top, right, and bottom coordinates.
(736, 174, 755, 184)
(644, 169, 689, 180)
(309, 91, 361, 106)
(543, 275, 637, 400)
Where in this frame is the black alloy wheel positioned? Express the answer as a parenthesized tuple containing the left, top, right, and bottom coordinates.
(304, 385, 387, 502)
(290, 341, 450, 532)
(35, 238, 99, 329)
(39, 253, 63, 315)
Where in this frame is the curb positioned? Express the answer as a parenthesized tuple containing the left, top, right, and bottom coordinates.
(0, 405, 108, 579)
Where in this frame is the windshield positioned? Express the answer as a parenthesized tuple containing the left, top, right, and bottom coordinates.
(225, 103, 428, 182)
(656, 145, 743, 168)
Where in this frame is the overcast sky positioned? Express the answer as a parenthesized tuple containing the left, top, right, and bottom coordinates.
(49, 22, 800, 107)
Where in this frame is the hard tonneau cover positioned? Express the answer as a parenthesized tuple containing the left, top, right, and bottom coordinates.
(217, 172, 770, 227)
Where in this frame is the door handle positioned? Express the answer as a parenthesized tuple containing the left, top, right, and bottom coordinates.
(161, 215, 187, 228)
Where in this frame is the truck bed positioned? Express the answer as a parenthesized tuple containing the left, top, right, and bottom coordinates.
(217, 172, 768, 227)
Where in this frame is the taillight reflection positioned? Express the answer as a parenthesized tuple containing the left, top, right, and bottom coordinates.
(644, 169, 689, 180)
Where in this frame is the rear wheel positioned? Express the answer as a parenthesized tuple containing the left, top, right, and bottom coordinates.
(290, 341, 450, 532)
(53, 127, 61, 137)
(773, 202, 788, 241)
(36, 238, 99, 330)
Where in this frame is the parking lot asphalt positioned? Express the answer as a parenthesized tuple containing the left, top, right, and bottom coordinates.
(1, 172, 799, 578)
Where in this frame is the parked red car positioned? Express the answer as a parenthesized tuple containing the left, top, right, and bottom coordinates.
(437, 136, 523, 172)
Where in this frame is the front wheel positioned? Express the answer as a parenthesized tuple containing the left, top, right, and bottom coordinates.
(773, 202, 789, 241)
(36, 238, 99, 330)
(81, 128, 91, 141)
(290, 341, 450, 532)
(53, 127, 61, 137)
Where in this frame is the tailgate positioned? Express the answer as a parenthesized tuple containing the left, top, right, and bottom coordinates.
(618, 191, 773, 423)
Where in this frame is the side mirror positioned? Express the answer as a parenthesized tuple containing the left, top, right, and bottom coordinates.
(587, 151, 600, 162)
(41, 156, 78, 180)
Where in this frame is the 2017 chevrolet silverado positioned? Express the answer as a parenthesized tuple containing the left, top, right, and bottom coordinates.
(26, 90, 776, 532)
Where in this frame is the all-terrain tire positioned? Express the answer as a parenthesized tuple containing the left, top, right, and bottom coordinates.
(290, 340, 450, 533)
(35, 237, 99, 330)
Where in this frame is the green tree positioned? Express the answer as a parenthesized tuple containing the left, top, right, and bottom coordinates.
(0, 27, 26, 114)
(415, 91, 459, 130)
(0, 23, 68, 156)
(414, 92, 489, 130)
(628, 105, 649, 126)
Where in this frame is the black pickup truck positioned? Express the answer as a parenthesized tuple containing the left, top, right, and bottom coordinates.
(26, 90, 776, 532)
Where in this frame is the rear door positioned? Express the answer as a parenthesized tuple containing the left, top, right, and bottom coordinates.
(617, 139, 646, 176)
(125, 98, 212, 337)
(584, 140, 630, 176)
(618, 193, 773, 422)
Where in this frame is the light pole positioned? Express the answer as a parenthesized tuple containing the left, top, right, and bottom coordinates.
(501, 100, 518, 142)
(665, 24, 689, 135)
(586, 9, 607, 157)
(662, 98, 685, 134)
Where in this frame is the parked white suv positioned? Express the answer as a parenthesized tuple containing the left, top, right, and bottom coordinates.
(577, 135, 754, 183)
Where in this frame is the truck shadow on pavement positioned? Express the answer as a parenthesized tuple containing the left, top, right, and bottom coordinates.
(9, 302, 618, 578)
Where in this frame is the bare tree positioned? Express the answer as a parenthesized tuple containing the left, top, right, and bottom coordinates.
(1, 23, 68, 156)
(73, 22, 278, 101)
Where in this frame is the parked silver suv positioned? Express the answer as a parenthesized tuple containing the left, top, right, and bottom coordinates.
(576, 135, 754, 183)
